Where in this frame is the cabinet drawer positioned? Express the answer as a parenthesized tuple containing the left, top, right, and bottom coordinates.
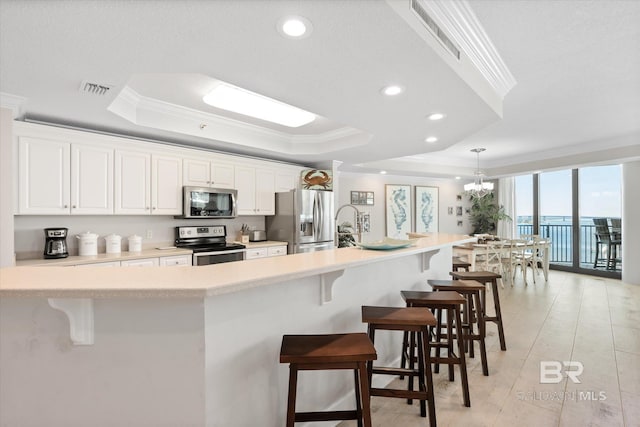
(120, 258, 159, 267)
(76, 261, 121, 267)
(159, 255, 192, 266)
(245, 248, 268, 259)
(267, 246, 287, 257)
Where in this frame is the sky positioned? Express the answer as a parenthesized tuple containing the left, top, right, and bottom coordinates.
(515, 165, 622, 219)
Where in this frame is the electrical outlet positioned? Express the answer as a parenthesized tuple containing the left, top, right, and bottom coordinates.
(146, 229, 153, 239)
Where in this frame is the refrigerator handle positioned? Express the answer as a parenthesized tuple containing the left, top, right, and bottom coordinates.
(313, 192, 321, 237)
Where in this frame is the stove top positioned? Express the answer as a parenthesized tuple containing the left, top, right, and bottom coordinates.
(174, 225, 245, 253)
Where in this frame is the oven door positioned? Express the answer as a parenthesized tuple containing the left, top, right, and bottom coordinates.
(193, 249, 245, 266)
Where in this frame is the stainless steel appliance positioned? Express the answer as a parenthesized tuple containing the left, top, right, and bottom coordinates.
(175, 225, 245, 266)
(266, 189, 334, 254)
(44, 227, 69, 259)
(248, 230, 267, 242)
(179, 186, 237, 219)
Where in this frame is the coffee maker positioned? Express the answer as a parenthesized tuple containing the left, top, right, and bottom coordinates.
(44, 228, 69, 259)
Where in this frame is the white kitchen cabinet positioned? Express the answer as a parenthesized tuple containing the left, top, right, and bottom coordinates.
(115, 150, 151, 215)
(71, 144, 114, 214)
(275, 171, 297, 192)
(76, 261, 121, 267)
(183, 158, 234, 189)
(152, 154, 183, 215)
(267, 245, 287, 257)
(120, 258, 159, 267)
(159, 255, 192, 266)
(115, 150, 182, 215)
(18, 137, 113, 215)
(235, 166, 275, 215)
(245, 245, 287, 259)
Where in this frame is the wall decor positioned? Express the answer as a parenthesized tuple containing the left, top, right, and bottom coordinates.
(385, 184, 411, 238)
(457, 220, 463, 227)
(350, 191, 374, 205)
(415, 186, 438, 233)
(456, 194, 463, 201)
(300, 169, 333, 190)
(456, 206, 463, 216)
(448, 207, 454, 215)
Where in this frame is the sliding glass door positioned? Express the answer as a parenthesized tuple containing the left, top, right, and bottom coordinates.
(539, 170, 573, 267)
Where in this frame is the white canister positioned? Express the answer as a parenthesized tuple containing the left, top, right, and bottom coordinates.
(76, 231, 98, 256)
(105, 234, 122, 254)
(128, 234, 143, 252)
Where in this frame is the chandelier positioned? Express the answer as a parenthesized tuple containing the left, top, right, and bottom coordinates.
(464, 148, 494, 197)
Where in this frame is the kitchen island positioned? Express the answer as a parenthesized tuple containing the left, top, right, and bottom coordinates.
(0, 233, 473, 426)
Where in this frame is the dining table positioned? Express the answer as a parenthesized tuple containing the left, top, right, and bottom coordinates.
(453, 238, 551, 282)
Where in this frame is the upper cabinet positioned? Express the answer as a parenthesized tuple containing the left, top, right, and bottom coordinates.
(115, 150, 182, 215)
(14, 122, 305, 217)
(18, 137, 113, 215)
(183, 158, 234, 189)
(235, 165, 275, 215)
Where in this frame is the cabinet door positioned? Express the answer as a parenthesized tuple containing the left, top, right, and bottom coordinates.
(267, 245, 287, 257)
(18, 137, 70, 214)
(152, 154, 183, 215)
(120, 258, 159, 267)
(211, 161, 235, 189)
(234, 166, 256, 215)
(245, 248, 267, 259)
(71, 144, 114, 215)
(115, 150, 151, 215)
(255, 168, 275, 215)
(159, 255, 192, 266)
(183, 158, 211, 187)
(275, 171, 297, 192)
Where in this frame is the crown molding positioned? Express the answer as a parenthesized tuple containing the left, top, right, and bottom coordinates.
(0, 92, 27, 118)
(108, 86, 369, 155)
(415, 0, 517, 98)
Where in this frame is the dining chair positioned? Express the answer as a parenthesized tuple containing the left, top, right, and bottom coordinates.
(480, 240, 506, 288)
(593, 218, 621, 270)
(510, 239, 532, 285)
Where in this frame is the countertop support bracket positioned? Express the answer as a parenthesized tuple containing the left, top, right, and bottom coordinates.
(320, 269, 345, 305)
(421, 249, 440, 273)
(47, 298, 95, 345)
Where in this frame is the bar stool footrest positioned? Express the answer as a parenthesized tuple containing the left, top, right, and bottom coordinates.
(295, 410, 359, 422)
(372, 366, 418, 376)
(371, 388, 428, 400)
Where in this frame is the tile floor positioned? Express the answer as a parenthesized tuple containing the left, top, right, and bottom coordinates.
(339, 270, 640, 427)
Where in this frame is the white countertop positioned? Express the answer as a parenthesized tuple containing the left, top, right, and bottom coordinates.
(15, 248, 193, 267)
(1, 233, 473, 298)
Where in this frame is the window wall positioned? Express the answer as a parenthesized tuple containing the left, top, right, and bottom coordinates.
(513, 165, 622, 278)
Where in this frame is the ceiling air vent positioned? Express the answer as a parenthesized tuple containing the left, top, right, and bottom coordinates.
(79, 80, 112, 96)
(411, 0, 460, 60)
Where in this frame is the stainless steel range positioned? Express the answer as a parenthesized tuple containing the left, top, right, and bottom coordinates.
(175, 225, 245, 266)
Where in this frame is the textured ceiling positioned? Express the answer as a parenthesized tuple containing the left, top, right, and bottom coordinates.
(1, 0, 639, 178)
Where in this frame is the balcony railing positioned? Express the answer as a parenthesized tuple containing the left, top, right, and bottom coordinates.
(516, 223, 614, 268)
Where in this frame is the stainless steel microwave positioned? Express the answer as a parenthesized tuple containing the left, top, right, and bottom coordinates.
(180, 186, 237, 219)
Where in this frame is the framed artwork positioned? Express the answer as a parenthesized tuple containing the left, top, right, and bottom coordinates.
(351, 191, 374, 205)
(448, 206, 454, 215)
(415, 186, 438, 233)
(300, 169, 333, 190)
(456, 206, 463, 216)
(385, 184, 411, 238)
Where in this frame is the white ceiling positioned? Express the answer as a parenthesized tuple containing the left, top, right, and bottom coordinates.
(1, 0, 639, 179)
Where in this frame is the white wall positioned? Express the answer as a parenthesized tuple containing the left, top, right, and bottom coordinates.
(335, 171, 474, 241)
(0, 107, 14, 266)
(622, 161, 640, 285)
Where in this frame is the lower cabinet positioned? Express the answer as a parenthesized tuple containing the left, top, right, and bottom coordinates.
(245, 245, 287, 260)
(120, 258, 159, 267)
(74, 255, 192, 267)
(76, 261, 121, 267)
(158, 255, 192, 266)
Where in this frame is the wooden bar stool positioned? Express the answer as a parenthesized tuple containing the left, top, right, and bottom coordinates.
(280, 333, 377, 427)
(452, 257, 471, 272)
(361, 306, 437, 427)
(400, 291, 471, 408)
(450, 270, 506, 351)
(428, 279, 489, 376)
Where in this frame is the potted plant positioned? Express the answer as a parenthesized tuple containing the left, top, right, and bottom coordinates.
(466, 191, 511, 235)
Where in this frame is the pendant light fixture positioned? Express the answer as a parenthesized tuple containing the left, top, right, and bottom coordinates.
(464, 148, 494, 197)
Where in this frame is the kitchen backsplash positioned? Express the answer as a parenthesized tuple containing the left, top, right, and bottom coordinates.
(14, 215, 265, 260)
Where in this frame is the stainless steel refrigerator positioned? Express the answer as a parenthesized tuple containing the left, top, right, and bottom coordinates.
(266, 189, 334, 254)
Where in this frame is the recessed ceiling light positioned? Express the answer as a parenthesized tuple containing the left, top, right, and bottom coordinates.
(203, 82, 316, 128)
(425, 136, 438, 143)
(427, 112, 446, 121)
(455, 176, 461, 180)
(277, 16, 313, 39)
(380, 170, 387, 174)
(381, 85, 404, 96)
